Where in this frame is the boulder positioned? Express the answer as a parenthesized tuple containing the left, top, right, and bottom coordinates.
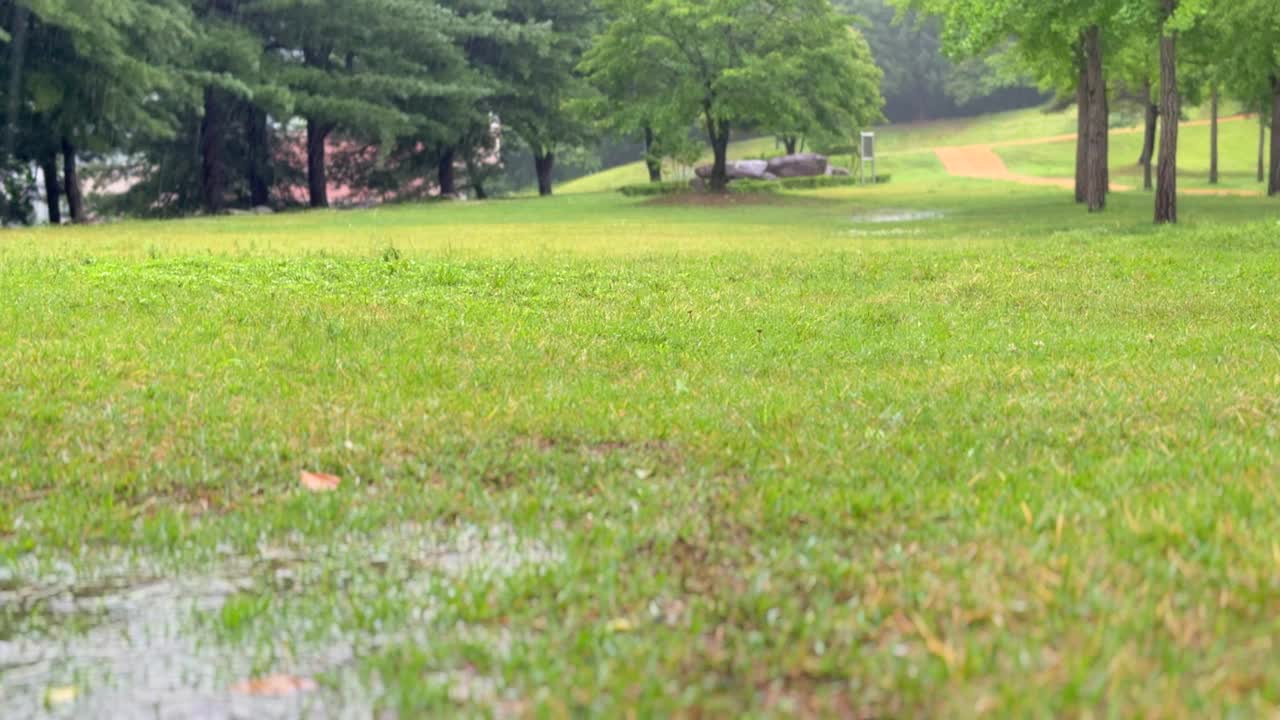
(728, 159, 770, 179)
(824, 166, 851, 177)
(766, 153, 828, 178)
(694, 159, 773, 181)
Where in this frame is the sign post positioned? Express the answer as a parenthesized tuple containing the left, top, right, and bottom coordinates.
(860, 131, 876, 185)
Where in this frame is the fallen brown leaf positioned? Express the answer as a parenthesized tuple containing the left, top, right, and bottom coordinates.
(230, 674, 317, 696)
(300, 470, 341, 493)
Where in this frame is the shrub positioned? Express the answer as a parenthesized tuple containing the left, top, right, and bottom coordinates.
(618, 181, 690, 197)
(730, 174, 892, 193)
(618, 174, 891, 197)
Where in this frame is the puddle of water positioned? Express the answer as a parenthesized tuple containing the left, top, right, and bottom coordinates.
(850, 210, 944, 224)
(0, 524, 561, 719)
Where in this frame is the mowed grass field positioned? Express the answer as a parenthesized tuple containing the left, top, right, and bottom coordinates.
(3, 136, 1280, 717)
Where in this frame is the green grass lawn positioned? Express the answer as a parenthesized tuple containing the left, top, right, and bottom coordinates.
(997, 111, 1268, 193)
(5, 159, 1280, 717)
(559, 105, 1083, 194)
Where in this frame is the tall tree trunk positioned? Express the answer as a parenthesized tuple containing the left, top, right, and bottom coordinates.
(1138, 81, 1155, 167)
(246, 103, 272, 207)
(1140, 80, 1157, 192)
(1209, 85, 1219, 184)
(40, 151, 61, 225)
(1270, 78, 1280, 197)
(783, 136, 798, 155)
(1083, 25, 1107, 212)
(1155, 10, 1179, 224)
(200, 87, 227, 214)
(706, 113, 731, 193)
(534, 151, 555, 197)
(4, 5, 30, 166)
(1075, 41, 1089, 204)
(643, 125, 662, 182)
(437, 146, 457, 197)
(62, 138, 84, 224)
(306, 118, 331, 208)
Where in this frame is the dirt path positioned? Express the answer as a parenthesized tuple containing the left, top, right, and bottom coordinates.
(934, 146, 1130, 191)
(933, 114, 1260, 197)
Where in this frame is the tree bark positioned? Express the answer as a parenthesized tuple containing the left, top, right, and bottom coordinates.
(246, 103, 272, 207)
(1209, 85, 1219, 184)
(1155, 10, 1179, 225)
(1270, 78, 1280, 197)
(643, 125, 662, 182)
(62, 137, 84, 223)
(1083, 25, 1107, 212)
(306, 118, 331, 208)
(534, 151, 555, 197)
(4, 5, 30, 166)
(40, 151, 61, 225)
(706, 113, 731, 193)
(783, 136, 798, 155)
(1138, 81, 1155, 166)
(437, 145, 456, 197)
(1140, 81, 1157, 192)
(200, 87, 227, 214)
(1075, 41, 1089, 204)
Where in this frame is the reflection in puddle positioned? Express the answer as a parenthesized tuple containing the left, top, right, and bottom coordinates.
(0, 524, 562, 719)
(851, 210, 944, 223)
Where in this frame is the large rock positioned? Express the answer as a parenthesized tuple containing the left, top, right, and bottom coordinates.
(824, 166, 851, 177)
(766, 153, 828, 178)
(694, 159, 773, 181)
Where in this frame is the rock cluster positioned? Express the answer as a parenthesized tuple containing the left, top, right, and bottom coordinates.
(692, 153, 848, 188)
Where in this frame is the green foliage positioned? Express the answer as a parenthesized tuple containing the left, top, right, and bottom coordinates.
(617, 179, 689, 196)
(586, 0, 884, 190)
(731, 173, 890, 192)
(618, 173, 890, 197)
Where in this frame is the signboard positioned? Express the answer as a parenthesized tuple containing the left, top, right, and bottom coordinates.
(860, 132, 876, 184)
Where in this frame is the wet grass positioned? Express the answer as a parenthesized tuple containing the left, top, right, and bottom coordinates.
(3, 180, 1280, 717)
(997, 113, 1268, 193)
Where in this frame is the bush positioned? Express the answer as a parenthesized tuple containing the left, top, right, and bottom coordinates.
(618, 173, 891, 197)
(618, 180, 690, 197)
(730, 174, 892, 193)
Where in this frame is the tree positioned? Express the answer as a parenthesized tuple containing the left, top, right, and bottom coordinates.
(580, 4, 699, 183)
(1154, 0, 1179, 224)
(242, 0, 477, 208)
(592, 0, 883, 192)
(1214, 0, 1280, 197)
(838, 0, 1042, 123)
(483, 0, 597, 197)
(895, 0, 1126, 211)
(0, 0, 194, 222)
(756, 20, 885, 154)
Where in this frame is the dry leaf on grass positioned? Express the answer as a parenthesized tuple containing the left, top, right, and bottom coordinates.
(230, 674, 318, 696)
(300, 470, 341, 492)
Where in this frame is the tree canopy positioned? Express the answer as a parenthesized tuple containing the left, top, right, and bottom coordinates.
(586, 0, 884, 191)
